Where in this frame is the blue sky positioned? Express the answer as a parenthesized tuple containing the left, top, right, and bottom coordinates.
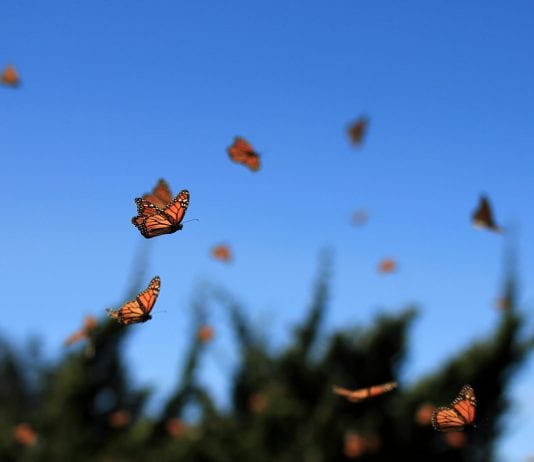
(1, 1, 534, 459)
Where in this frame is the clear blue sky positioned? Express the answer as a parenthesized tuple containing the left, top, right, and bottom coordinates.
(1, 1, 534, 459)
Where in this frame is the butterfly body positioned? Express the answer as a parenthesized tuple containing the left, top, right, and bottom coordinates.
(132, 190, 189, 238)
(432, 384, 477, 432)
(107, 276, 161, 325)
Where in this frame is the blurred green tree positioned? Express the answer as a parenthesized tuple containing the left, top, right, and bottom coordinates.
(0, 250, 532, 461)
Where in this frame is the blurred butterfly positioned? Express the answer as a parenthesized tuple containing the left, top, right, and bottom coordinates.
(165, 418, 187, 439)
(496, 295, 512, 311)
(132, 190, 190, 238)
(106, 276, 160, 325)
(64, 316, 98, 347)
(347, 116, 369, 146)
(142, 178, 173, 208)
(13, 423, 37, 447)
(197, 325, 215, 342)
(108, 410, 131, 428)
(332, 381, 397, 402)
(471, 195, 502, 233)
(227, 137, 260, 171)
(211, 244, 232, 262)
(351, 209, 369, 226)
(64, 315, 98, 357)
(1, 65, 20, 87)
(378, 258, 397, 274)
(431, 384, 477, 432)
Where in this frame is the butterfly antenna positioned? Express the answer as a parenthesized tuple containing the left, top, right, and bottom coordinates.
(183, 218, 200, 224)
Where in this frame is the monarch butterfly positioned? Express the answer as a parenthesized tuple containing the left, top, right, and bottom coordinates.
(347, 116, 369, 146)
(1, 65, 20, 87)
(106, 276, 161, 325)
(378, 258, 397, 274)
(142, 178, 173, 208)
(132, 190, 190, 238)
(227, 137, 261, 171)
(431, 384, 477, 432)
(332, 381, 397, 402)
(64, 316, 98, 347)
(211, 244, 232, 262)
(471, 195, 502, 233)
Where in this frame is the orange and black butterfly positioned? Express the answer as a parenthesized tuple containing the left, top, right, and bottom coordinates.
(106, 276, 161, 325)
(471, 195, 502, 233)
(1, 65, 20, 87)
(211, 244, 232, 262)
(142, 179, 173, 208)
(227, 137, 260, 171)
(431, 384, 477, 432)
(132, 190, 189, 238)
(347, 116, 369, 146)
(333, 381, 397, 403)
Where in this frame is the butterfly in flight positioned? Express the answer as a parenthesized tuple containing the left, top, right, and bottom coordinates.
(64, 315, 98, 357)
(378, 258, 397, 274)
(351, 209, 369, 226)
(431, 384, 477, 432)
(64, 316, 98, 347)
(227, 137, 261, 171)
(1, 65, 20, 87)
(142, 178, 173, 208)
(332, 381, 397, 403)
(347, 116, 369, 147)
(106, 276, 161, 325)
(471, 195, 502, 233)
(132, 189, 190, 238)
(211, 244, 232, 262)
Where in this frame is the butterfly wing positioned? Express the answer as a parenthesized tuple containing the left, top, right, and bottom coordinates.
(432, 385, 476, 432)
(227, 137, 260, 171)
(451, 385, 476, 425)
(432, 407, 468, 432)
(107, 276, 160, 325)
(333, 382, 397, 402)
(64, 329, 86, 346)
(143, 179, 173, 208)
(472, 196, 493, 227)
(132, 199, 171, 238)
(162, 189, 190, 225)
(332, 386, 363, 400)
(472, 195, 502, 232)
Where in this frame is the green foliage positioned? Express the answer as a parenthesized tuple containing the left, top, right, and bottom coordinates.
(0, 253, 532, 461)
